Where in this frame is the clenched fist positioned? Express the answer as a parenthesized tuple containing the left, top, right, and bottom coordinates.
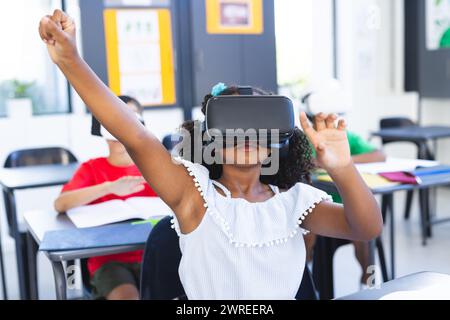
(38, 9, 78, 65)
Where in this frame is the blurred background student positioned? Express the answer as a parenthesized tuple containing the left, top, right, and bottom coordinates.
(54, 96, 157, 300)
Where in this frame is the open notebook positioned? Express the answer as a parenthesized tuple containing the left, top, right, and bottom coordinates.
(316, 172, 399, 190)
(66, 197, 174, 228)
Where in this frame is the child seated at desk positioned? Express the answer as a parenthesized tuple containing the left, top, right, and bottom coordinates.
(305, 113, 386, 288)
(54, 96, 157, 300)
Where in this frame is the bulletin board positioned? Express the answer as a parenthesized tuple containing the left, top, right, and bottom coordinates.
(206, 0, 263, 34)
(103, 9, 176, 106)
(405, 0, 450, 98)
(425, 0, 450, 50)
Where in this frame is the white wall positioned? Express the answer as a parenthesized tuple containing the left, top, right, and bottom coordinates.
(312, 0, 334, 89)
(335, 0, 450, 163)
(335, 0, 420, 159)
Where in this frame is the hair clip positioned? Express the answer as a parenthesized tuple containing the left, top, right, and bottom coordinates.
(211, 82, 227, 97)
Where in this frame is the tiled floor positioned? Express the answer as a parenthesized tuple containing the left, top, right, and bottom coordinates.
(1, 188, 450, 300)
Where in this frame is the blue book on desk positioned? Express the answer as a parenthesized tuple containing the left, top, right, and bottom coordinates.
(380, 165, 450, 185)
(39, 221, 154, 252)
(412, 165, 450, 184)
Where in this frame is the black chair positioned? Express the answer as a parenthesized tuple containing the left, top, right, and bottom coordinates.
(379, 117, 433, 220)
(312, 192, 392, 300)
(162, 134, 182, 152)
(312, 236, 388, 300)
(140, 216, 318, 300)
(4, 147, 77, 168)
(3, 147, 78, 300)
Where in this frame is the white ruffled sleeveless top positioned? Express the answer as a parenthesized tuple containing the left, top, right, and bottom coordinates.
(171, 158, 332, 300)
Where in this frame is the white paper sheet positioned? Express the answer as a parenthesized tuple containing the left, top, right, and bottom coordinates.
(67, 197, 173, 228)
(355, 158, 439, 175)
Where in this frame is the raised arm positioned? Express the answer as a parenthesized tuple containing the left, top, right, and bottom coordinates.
(300, 112, 383, 241)
(39, 10, 205, 233)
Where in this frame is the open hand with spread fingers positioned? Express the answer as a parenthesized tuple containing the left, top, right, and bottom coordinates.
(300, 112, 352, 174)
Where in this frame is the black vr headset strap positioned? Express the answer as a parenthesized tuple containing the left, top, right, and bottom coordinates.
(237, 86, 253, 95)
(271, 140, 290, 159)
(91, 115, 102, 137)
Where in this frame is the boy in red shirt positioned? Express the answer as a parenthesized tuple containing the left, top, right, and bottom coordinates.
(54, 96, 157, 300)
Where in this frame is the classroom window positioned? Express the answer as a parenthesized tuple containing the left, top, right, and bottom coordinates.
(0, 0, 70, 117)
(275, 0, 313, 99)
(275, 0, 335, 100)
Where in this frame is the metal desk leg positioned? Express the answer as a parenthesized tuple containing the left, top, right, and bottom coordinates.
(0, 190, 9, 300)
(51, 261, 67, 300)
(424, 189, 432, 238)
(379, 194, 391, 282)
(0, 190, 8, 300)
(26, 232, 39, 300)
(375, 237, 389, 282)
(0, 224, 7, 300)
(418, 142, 434, 240)
(419, 189, 429, 246)
(3, 189, 30, 299)
(385, 194, 395, 279)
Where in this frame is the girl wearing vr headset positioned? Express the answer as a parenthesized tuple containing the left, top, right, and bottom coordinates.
(54, 96, 157, 300)
(40, 11, 382, 300)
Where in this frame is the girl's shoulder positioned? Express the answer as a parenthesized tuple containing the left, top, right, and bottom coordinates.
(279, 181, 329, 196)
(277, 182, 333, 212)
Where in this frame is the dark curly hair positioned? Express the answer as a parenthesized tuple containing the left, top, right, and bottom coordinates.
(180, 86, 315, 189)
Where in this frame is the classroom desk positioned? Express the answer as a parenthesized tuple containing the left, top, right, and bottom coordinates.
(338, 272, 450, 300)
(371, 126, 450, 160)
(0, 163, 78, 300)
(24, 210, 147, 300)
(373, 126, 450, 234)
(372, 126, 450, 233)
(313, 174, 450, 284)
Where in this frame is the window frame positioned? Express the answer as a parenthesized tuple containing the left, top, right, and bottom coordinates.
(0, 0, 72, 118)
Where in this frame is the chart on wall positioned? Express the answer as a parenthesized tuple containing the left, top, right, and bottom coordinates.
(103, 9, 176, 106)
(206, 0, 263, 34)
(426, 0, 450, 50)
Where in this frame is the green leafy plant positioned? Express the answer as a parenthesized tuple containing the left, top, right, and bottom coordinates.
(7, 79, 36, 99)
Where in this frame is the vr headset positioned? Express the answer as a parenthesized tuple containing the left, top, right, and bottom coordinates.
(91, 113, 145, 141)
(203, 93, 295, 149)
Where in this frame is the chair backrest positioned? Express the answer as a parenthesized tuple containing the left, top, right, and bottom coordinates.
(140, 216, 185, 300)
(296, 266, 318, 300)
(162, 134, 182, 152)
(379, 117, 417, 146)
(380, 117, 416, 130)
(4, 147, 77, 168)
(140, 216, 318, 300)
